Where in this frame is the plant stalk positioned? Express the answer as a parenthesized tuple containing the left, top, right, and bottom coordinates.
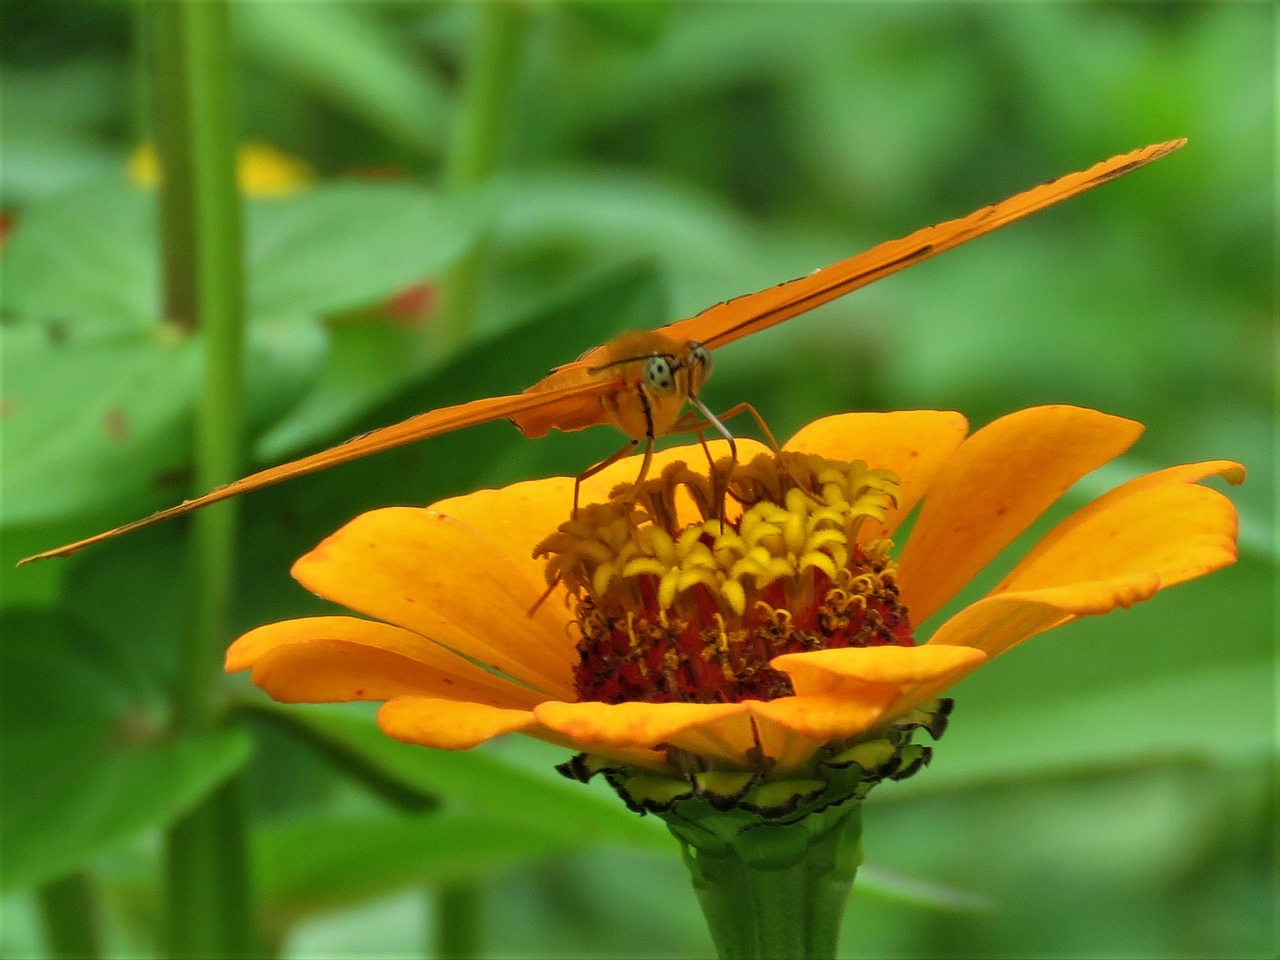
(437, 0, 529, 346)
(435, 882, 483, 960)
(36, 872, 103, 960)
(146, 0, 254, 955)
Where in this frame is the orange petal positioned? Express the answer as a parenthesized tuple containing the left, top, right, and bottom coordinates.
(426, 476, 582, 589)
(930, 574, 1162, 659)
(772, 644, 988, 695)
(378, 696, 538, 750)
(292, 508, 575, 699)
(225, 617, 542, 708)
(747, 689, 900, 741)
(996, 461, 1244, 593)
(534, 700, 748, 750)
(890, 573, 1160, 719)
(784, 411, 970, 538)
(898, 406, 1143, 622)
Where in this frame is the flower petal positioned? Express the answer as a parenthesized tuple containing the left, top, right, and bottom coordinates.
(378, 696, 538, 749)
(534, 700, 747, 750)
(427, 477, 582, 589)
(930, 576, 1161, 659)
(996, 461, 1244, 594)
(747, 689, 900, 740)
(890, 573, 1161, 719)
(225, 616, 541, 708)
(292, 508, 575, 698)
(898, 405, 1143, 622)
(771, 644, 987, 695)
(784, 411, 970, 537)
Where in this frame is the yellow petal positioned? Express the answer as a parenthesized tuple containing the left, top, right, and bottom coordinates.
(996, 461, 1244, 593)
(932, 574, 1163, 658)
(898, 406, 1143, 622)
(890, 573, 1161, 719)
(225, 616, 540, 708)
(378, 696, 538, 750)
(292, 507, 575, 699)
(534, 700, 748, 749)
(747, 690, 899, 741)
(772, 644, 987, 695)
(427, 476, 583, 588)
(784, 411, 970, 538)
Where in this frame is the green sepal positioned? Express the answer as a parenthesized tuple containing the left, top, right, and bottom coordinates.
(891, 697, 954, 740)
(554, 697, 958, 958)
(826, 737, 900, 776)
(616, 773, 694, 813)
(693, 770, 760, 808)
(741, 779, 827, 818)
(556, 696, 955, 826)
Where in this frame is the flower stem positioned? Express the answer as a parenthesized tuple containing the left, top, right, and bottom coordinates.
(36, 872, 103, 960)
(145, 0, 254, 955)
(434, 882, 483, 960)
(437, 0, 529, 346)
(671, 805, 864, 960)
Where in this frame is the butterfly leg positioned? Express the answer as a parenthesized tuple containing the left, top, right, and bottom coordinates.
(670, 401, 816, 508)
(572, 437, 646, 517)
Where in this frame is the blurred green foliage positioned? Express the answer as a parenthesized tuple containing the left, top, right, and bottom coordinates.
(1, 2, 1273, 958)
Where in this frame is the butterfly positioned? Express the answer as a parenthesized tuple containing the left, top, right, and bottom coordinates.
(20, 138, 1185, 564)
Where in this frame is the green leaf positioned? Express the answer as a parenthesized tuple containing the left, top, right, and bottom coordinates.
(2, 178, 481, 337)
(236, 3, 450, 155)
(555, 1, 672, 45)
(0, 325, 201, 525)
(881, 660, 1274, 801)
(256, 811, 582, 927)
(253, 320, 439, 461)
(0, 609, 252, 892)
(245, 183, 483, 322)
(247, 259, 667, 493)
(1, 180, 158, 333)
(244, 701, 668, 853)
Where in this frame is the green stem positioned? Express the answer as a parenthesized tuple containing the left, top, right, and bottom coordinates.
(146, 1, 254, 955)
(164, 779, 256, 958)
(437, 0, 529, 346)
(672, 806, 864, 960)
(429, 13, 526, 946)
(434, 882, 483, 960)
(36, 872, 103, 960)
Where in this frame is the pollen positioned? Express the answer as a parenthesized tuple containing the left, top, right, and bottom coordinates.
(534, 453, 914, 705)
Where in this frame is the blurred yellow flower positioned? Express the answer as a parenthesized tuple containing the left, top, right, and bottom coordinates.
(128, 140, 314, 197)
(226, 406, 1242, 778)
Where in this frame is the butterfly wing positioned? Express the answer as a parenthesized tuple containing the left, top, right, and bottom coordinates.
(19, 378, 617, 563)
(659, 139, 1185, 351)
(23, 140, 1184, 564)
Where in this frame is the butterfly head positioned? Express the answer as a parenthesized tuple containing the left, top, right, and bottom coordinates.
(643, 340, 711, 400)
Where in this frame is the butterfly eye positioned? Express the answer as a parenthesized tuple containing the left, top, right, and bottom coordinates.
(689, 342, 711, 375)
(643, 355, 677, 394)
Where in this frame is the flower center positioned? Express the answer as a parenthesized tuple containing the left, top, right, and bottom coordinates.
(536, 453, 915, 705)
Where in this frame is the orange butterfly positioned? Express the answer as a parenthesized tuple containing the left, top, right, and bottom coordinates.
(21, 139, 1184, 564)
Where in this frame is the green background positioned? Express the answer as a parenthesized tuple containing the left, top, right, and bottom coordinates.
(1, 2, 1274, 958)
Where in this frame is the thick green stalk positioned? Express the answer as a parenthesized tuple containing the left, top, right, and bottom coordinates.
(146, 1, 254, 956)
(36, 872, 103, 960)
(437, 0, 529, 345)
(673, 806, 864, 960)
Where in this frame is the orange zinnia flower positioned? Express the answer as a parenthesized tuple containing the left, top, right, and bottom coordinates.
(226, 406, 1242, 783)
